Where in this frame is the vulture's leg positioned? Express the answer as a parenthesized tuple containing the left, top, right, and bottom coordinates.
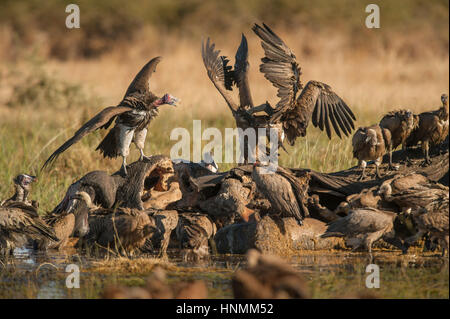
(118, 126, 134, 176)
(375, 157, 383, 179)
(357, 160, 367, 181)
(119, 157, 128, 176)
(387, 144, 399, 171)
(383, 235, 408, 254)
(443, 236, 449, 257)
(133, 128, 150, 161)
(402, 143, 413, 166)
(405, 230, 424, 247)
(421, 140, 432, 166)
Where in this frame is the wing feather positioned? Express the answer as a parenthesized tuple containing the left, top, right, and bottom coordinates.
(124, 56, 162, 97)
(202, 38, 238, 112)
(252, 23, 302, 116)
(318, 97, 325, 131)
(42, 106, 133, 169)
(234, 34, 254, 108)
(328, 104, 342, 138)
(323, 100, 332, 139)
(283, 81, 356, 144)
(331, 103, 350, 136)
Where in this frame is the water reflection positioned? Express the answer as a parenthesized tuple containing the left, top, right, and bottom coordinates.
(0, 247, 448, 298)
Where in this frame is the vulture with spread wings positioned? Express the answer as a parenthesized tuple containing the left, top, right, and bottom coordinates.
(202, 23, 356, 162)
(42, 57, 179, 176)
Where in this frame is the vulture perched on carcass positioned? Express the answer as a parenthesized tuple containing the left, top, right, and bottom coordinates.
(379, 109, 418, 161)
(251, 163, 309, 225)
(202, 23, 356, 163)
(406, 93, 449, 166)
(42, 57, 179, 176)
(352, 124, 393, 180)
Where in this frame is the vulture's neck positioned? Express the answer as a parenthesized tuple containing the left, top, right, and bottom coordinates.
(122, 91, 159, 110)
(441, 101, 449, 120)
(9, 185, 27, 202)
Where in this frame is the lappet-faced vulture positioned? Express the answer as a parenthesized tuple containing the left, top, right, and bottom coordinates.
(42, 57, 179, 175)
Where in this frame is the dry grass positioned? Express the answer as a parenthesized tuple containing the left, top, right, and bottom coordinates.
(0, 7, 448, 213)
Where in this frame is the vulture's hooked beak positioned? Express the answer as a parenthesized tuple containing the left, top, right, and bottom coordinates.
(169, 96, 180, 106)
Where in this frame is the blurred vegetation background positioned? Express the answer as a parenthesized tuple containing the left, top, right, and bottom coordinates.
(0, 0, 448, 60)
(0, 0, 448, 211)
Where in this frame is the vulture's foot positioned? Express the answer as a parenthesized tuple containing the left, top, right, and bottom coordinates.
(420, 159, 432, 167)
(140, 155, 152, 162)
(119, 164, 128, 177)
(357, 173, 366, 182)
(387, 164, 400, 172)
(405, 157, 414, 166)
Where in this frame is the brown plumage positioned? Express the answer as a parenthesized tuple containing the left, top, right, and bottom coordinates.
(115, 155, 175, 210)
(379, 109, 418, 163)
(175, 213, 217, 259)
(0, 202, 58, 255)
(251, 164, 309, 225)
(51, 170, 122, 214)
(77, 192, 158, 255)
(335, 186, 398, 216)
(232, 249, 309, 299)
(42, 57, 179, 175)
(41, 191, 91, 250)
(54, 155, 174, 214)
(406, 94, 449, 165)
(377, 173, 449, 213)
(202, 24, 356, 162)
(321, 208, 397, 253)
(199, 178, 253, 227)
(410, 198, 449, 257)
(43, 213, 75, 250)
(352, 124, 393, 180)
(1, 174, 37, 207)
(144, 210, 179, 255)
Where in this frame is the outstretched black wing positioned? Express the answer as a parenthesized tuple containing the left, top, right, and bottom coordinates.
(124, 56, 162, 97)
(202, 38, 238, 113)
(234, 34, 254, 109)
(253, 23, 355, 144)
(252, 23, 302, 114)
(42, 106, 133, 169)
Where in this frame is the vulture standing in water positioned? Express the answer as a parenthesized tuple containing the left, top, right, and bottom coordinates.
(0, 203, 58, 256)
(42, 57, 179, 176)
(321, 207, 399, 253)
(408, 198, 449, 257)
(202, 23, 356, 162)
(251, 163, 309, 225)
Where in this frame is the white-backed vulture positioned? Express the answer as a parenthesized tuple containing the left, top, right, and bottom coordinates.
(202, 23, 356, 163)
(406, 93, 449, 165)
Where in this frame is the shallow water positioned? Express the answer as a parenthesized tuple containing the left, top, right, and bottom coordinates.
(0, 247, 448, 299)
